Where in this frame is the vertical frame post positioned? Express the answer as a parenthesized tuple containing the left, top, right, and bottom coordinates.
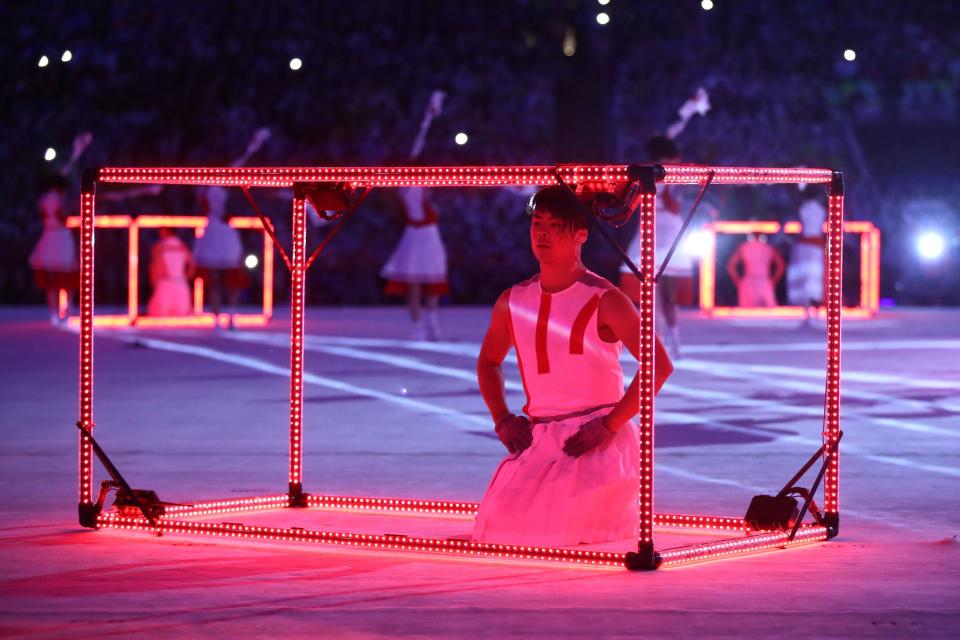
(288, 187, 307, 505)
(78, 171, 97, 527)
(626, 167, 659, 569)
(822, 171, 844, 535)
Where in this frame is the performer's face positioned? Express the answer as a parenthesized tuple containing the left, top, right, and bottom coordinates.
(530, 210, 586, 265)
(39, 189, 63, 216)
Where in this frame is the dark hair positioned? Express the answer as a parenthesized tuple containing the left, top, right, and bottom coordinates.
(526, 185, 589, 231)
(39, 174, 68, 194)
(645, 135, 679, 162)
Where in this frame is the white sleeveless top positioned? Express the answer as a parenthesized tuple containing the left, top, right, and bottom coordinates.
(509, 271, 624, 418)
(799, 200, 826, 238)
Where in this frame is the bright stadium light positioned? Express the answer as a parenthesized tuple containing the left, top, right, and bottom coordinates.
(702, 0, 714, 10)
(245, 254, 259, 269)
(682, 229, 710, 258)
(61, 50, 73, 62)
(843, 49, 856, 62)
(38, 55, 49, 68)
(454, 132, 469, 145)
(44, 147, 57, 162)
(597, 0, 610, 5)
(596, 12, 610, 25)
(289, 57, 302, 71)
(916, 232, 945, 261)
(563, 28, 576, 56)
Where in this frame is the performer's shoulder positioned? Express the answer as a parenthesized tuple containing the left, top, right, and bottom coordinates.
(512, 273, 541, 290)
(578, 271, 615, 291)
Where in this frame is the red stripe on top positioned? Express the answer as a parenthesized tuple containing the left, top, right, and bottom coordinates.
(535, 291, 552, 374)
(569, 294, 601, 354)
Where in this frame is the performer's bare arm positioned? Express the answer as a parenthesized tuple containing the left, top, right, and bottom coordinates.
(477, 289, 533, 453)
(477, 289, 513, 424)
(596, 288, 674, 432)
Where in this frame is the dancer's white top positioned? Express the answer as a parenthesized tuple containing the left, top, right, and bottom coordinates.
(621, 208, 695, 276)
(799, 200, 826, 238)
(509, 271, 623, 418)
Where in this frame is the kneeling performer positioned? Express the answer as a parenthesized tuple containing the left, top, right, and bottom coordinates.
(473, 186, 673, 547)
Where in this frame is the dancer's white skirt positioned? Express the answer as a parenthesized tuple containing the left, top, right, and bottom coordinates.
(473, 408, 640, 547)
(30, 227, 77, 272)
(788, 244, 824, 305)
(380, 225, 447, 284)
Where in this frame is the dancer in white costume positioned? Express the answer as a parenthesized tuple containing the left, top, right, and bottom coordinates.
(30, 132, 157, 324)
(193, 128, 269, 328)
(726, 232, 785, 307)
(620, 135, 689, 358)
(788, 188, 827, 324)
(473, 186, 673, 547)
(147, 228, 194, 316)
(381, 90, 448, 340)
(29, 133, 91, 324)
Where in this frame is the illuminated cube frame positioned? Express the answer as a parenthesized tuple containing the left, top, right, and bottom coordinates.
(699, 219, 880, 318)
(62, 214, 274, 328)
(76, 165, 844, 570)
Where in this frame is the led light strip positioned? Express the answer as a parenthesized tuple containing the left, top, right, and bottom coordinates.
(163, 495, 290, 517)
(658, 525, 828, 567)
(823, 192, 845, 515)
(64, 214, 274, 328)
(94, 165, 832, 188)
(289, 197, 306, 491)
(95, 513, 628, 568)
(661, 166, 834, 185)
(699, 220, 878, 318)
(638, 190, 657, 555)
(78, 190, 96, 505)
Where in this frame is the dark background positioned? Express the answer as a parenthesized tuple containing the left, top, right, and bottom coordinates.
(3, 0, 959, 306)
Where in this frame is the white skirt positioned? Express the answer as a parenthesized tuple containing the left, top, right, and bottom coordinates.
(473, 408, 640, 547)
(788, 244, 824, 305)
(30, 227, 77, 272)
(380, 225, 447, 284)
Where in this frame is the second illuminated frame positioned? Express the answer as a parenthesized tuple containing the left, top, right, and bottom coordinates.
(76, 164, 845, 570)
(698, 219, 880, 318)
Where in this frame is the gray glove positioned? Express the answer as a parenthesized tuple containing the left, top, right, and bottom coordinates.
(495, 413, 533, 454)
(563, 415, 615, 457)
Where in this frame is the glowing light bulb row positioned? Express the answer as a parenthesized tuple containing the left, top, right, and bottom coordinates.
(78, 191, 96, 503)
(661, 165, 834, 185)
(307, 495, 480, 516)
(658, 525, 829, 567)
(823, 194, 845, 513)
(637, 192, 657, 545)
(289, 198, 306, 486)
(163, 495, 289, 516)
(655, 514, 751, 532)
(96, 514, 628, 568)
(96, 165, 633, 189)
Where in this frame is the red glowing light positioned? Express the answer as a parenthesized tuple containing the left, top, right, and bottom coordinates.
(77, 164, 845, 570)
(93, 165, 832, 189)
(64, 214, 274, 328)
(698, 219, 879, 318)
(289, 197, 306, 491)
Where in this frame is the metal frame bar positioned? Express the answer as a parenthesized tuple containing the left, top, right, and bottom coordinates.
(77, 164, 844, 570)
(698, 218, 878, 318)
(64, 213, 274, 328)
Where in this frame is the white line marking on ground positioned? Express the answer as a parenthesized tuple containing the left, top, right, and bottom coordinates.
(227, 331, 960, 478)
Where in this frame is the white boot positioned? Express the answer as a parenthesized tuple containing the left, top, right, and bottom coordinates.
(409, 319, 427, 341)
(425, 310, 441, 342)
